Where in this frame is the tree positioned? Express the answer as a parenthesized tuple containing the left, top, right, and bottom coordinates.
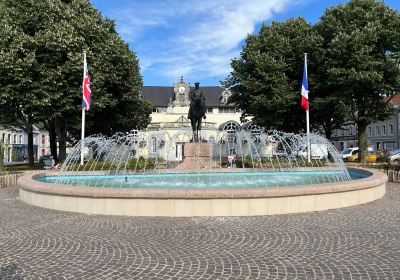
(74, 32, 152, 137)
(223, 18, 324, 133)
(0, 0, 152, 163)
(312, 56, 350, 139)
(0, 7, 51, 166)
(317, 0, 400, 162)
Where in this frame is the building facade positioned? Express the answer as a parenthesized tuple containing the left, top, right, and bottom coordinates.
(141, 78, 267, 161)
(1, 126, 50, 163)
(331, 95, 400, 152)
(331, 123, 359, 152)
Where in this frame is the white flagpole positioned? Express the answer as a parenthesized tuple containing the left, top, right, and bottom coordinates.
(305, 53, 311, 163)
(80, 50, 87, 166)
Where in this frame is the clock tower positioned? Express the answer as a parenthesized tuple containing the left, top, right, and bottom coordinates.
(172, 76, 190, 106)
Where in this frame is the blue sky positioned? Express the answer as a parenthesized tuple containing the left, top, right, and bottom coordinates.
(91, 0, 400, 86)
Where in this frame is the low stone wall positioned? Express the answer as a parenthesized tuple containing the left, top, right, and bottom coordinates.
(0, 172, 23, 188)
(346, 164, 400, 183)
(18, 168, 387, 217)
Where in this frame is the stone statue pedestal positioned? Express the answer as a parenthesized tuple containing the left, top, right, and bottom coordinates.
(184, 142, 211, 158)
(175, 142, 217, 171)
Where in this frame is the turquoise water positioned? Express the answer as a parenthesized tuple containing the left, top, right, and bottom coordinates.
(35, 170, 368, 189)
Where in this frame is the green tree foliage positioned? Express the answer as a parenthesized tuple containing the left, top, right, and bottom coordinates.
(0, 0, 152, 162)
(224, 0, 400, 165)
(0, 1, 51, 165)
(317, 0, 400, 162)
(224, 18, 323, 132)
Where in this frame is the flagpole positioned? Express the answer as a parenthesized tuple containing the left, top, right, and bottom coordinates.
(80, 50, 86, 166)
(305, 53, 311, 163)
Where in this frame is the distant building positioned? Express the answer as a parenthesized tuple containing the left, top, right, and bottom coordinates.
(331, 123, 359, 152)
(1, 125, 50, 163)
(331, 95, 400, 152)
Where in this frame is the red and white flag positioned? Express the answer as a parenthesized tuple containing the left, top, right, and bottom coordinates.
(82, 59, 91, 111)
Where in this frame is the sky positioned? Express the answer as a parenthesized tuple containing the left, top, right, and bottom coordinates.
(90, 0, 400, 86)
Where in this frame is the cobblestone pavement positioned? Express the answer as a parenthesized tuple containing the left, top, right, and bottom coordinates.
(0, 184, 400, 280)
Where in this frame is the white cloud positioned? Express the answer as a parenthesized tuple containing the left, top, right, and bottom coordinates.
(105, 0, 301, 84)
(180, 0, 287, 51)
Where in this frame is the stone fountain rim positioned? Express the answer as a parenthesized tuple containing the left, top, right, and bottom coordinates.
(18, 167, 386, 199)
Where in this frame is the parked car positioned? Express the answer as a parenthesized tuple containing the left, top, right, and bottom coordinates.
(341, 147, 375, 162)
(389, 149, 400, 162)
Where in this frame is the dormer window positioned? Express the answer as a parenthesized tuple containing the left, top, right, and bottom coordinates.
(220, 90, 231, 105)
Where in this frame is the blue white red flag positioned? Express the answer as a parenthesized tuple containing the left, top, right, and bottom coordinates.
(301, 58, 309, 111)
(82, 59, 91, 111)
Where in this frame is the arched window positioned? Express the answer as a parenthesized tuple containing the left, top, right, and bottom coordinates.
(248, 124, 261, 143)
(222, 122, 240, 132)
(222, 122, 240, 154)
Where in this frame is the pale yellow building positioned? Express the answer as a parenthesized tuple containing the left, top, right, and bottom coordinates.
(141, 78, 268, 162)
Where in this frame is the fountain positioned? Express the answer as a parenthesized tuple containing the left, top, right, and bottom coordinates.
(39, 130, 350, 187)
(18, 129, 387, 217)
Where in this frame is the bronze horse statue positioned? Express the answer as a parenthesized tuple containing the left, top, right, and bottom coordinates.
(188, 82, 206, 142)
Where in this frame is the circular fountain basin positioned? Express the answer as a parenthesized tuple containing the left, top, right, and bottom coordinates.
(37, 170, 358, 189)
(18, 168, 387, 217)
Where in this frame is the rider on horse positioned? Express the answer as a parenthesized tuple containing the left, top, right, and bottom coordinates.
(188, 82, 206, 141)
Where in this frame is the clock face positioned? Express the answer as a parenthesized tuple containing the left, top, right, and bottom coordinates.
(178, 86, 185, 94)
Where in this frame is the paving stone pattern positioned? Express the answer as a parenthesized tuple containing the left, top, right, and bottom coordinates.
(1, 184, 400, 279)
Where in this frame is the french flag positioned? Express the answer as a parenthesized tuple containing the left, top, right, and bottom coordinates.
(301, 58, 309, 111)
(82, 60, 91, 111)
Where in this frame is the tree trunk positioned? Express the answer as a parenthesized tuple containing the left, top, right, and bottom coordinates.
(48, 121, 58, 163)
(55, 116, 67, 162)
(325, 127, 332, 140)
(321, 120, 332, 140)
(357, 121, 368, 164)
(26, 119, 34, 167)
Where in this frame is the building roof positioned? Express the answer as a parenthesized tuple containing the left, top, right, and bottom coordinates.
(142, 86, 227, 107)
(0, 125, 40, 133)
(142, 86, 175, 107)
(385, 94, 400, 107)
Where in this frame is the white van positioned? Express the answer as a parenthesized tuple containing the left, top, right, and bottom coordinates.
(298, 144, 328, 160)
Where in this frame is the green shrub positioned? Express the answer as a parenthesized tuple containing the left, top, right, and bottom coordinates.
(243, 156, 254, 168)
(128, 156, 154, 170)
(157, 157, 165, 163)
(67, 161, 118, 171)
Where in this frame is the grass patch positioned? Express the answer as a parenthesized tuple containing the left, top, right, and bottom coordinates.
(1, 163, 43, 172)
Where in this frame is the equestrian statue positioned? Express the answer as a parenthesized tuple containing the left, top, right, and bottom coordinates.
(188, 82, 206, 141)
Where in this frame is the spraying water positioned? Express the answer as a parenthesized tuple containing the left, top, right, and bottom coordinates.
(51, 130, 350, 188)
